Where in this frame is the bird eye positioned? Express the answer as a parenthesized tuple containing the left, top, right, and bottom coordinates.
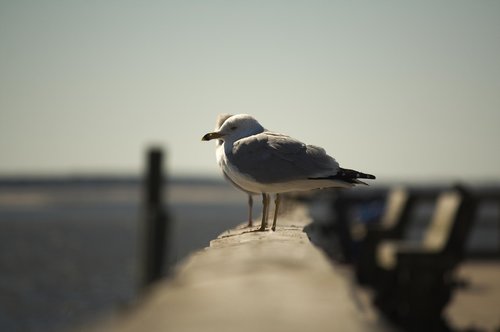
(230, 126, 237, 131)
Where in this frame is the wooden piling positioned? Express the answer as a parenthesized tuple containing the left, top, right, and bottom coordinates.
(139, 147, 169, 290)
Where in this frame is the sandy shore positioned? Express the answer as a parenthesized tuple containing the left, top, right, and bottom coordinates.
(446, 261, 500, 331)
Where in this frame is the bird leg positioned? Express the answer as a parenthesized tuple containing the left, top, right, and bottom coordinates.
(271, 193, 281, 231)
(258, 193, 270, 231)
(264, 194, 270, 224)
(247, 195, 253, 227)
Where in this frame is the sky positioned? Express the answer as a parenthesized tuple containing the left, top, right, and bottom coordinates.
(1, 1, 499, 182)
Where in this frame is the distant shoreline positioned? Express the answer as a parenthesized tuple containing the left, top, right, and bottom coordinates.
(0, 175, 227, 187)
(1, 175, 499, 192)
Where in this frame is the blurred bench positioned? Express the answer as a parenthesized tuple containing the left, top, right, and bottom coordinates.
(372, 185, 478, 331)
(329, 189, 386, 262)
(354, 187, 416, 285)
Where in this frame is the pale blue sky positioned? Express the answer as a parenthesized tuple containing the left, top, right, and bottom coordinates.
(1, 1, 499, 181)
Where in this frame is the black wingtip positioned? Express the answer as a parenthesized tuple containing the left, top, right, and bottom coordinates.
(309, 168, 376, 184)
(338, 168, 376, 180)
(363, 173, 376, 180)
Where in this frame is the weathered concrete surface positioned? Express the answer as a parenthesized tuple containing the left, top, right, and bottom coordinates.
(90, 205, 393, 332)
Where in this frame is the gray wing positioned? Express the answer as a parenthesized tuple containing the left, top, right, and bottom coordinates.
(229, 132, 339, 183)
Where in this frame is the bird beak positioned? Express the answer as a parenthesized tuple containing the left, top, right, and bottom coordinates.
(202, 132, 224, 141)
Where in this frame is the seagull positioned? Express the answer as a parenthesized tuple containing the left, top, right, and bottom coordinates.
(214, 114, 260, 227)
(202, 114, 375, 231)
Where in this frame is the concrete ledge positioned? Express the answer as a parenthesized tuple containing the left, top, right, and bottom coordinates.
(89, 205, 393, 332)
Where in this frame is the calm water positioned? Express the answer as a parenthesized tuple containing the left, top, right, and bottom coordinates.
(0, 178, 249, 332)
(0, 178, 498, 332)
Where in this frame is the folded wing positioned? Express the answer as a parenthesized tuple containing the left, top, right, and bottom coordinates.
(229, 132, 340, 183)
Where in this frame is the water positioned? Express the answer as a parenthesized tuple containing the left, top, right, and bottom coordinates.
(0, 178, 249, 332)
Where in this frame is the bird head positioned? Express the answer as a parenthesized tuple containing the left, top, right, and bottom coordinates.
(202, 114, 264, 143)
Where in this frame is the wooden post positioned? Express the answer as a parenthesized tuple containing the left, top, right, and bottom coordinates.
(140, 147, 169, 290)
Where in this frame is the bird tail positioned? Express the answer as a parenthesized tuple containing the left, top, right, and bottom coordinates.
(310, 167, 376, 185)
